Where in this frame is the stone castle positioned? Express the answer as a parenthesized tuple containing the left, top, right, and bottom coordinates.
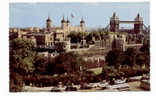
(46, 16, 86, 40)
(9, 16, 86, 51)
(9, 13, 149, 52)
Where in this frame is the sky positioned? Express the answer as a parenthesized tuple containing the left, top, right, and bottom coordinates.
(9, 2, 150, 28)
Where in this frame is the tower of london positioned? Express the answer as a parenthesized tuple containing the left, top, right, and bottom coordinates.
(46, 16, 86, 41)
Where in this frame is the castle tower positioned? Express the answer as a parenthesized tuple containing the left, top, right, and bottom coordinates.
(80, 17, 85, 32)
(66, 17, 70, 27)
(46, 16, 52, 32)
(110, 12, 120, 32)
(61, 16, 66, 29)
(134, 13, 143, 34)
(65, 17, 70, 38)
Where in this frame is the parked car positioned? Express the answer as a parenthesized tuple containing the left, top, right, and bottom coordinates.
(98, 82, 109, 89)
(88, 83, 99, 88)
(114, 79, 126, 85)
(107, 83, 130, 91)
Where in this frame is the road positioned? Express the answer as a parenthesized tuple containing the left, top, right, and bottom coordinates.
(23, 81, 146, 92)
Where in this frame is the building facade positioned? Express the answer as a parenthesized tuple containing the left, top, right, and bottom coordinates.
(9, 16, 86, 51)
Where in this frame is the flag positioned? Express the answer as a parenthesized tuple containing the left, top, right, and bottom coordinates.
(71, 13, 75, 18)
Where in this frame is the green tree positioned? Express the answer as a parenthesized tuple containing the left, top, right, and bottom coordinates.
(137, 41, 150, 66)
(10, 38, 36, 74)
(33, 55, 48, 75)
(136, 52, 146, 66)
(54, 52, 85, 74)
(105, 49, 124, 67)
(10, 38, 37, 91)
(140, 39, 150, 54)
(85, 33, 94, 44)
(123, 48, 137, 67)
(68, 31, 82, 43)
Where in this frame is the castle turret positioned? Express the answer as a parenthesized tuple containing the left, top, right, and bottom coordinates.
(134, 13, 143, 34)
(61, 16, 66, 28)
(110, 12, 120, 32)
(80, 17, 85, 26)
(46, 16, 52, 32)
(80, 17, 85, 32)
(66, 17, 70, 27)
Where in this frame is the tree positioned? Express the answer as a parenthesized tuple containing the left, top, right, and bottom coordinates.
(92, 31, 100, 40)
(54, 52, 85, 74)
(99, 32, 106, 40)
(85, 33, 94, 44)
(105, 49, 124, 67)
(68, 31, 83, 43)
(10, 38, 36, 74)
(140, 39, 150, 54)
(10, 38, 37, 91)
(136, 52, 146, 66)
(33, 55, 48, 75)
(10, 72, 24, 92)
(123, 48, 137, 66)
(137, 41, 150, 66)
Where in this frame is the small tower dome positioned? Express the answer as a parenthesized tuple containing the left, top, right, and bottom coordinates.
(61, 16, 66, 23)
(111, 12, 119, 20)
(46, 16, 52, 31)
(67, 17, 70, 23)
(47, 16, 51, 22)
(80, 17, 85, 23)
(135, 13, 143, 21)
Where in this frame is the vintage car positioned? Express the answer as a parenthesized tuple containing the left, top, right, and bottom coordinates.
(87, 83, 99, 88)
(107, 83, 130, 91)
(114, 79, 126, 85)
(98, 82, 109, 89)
